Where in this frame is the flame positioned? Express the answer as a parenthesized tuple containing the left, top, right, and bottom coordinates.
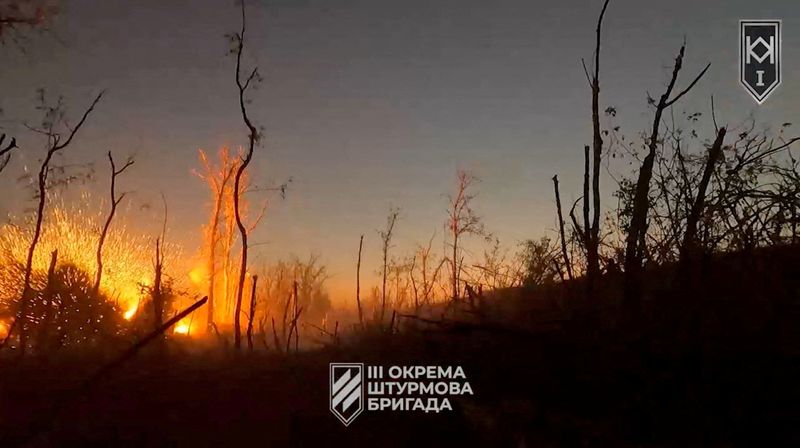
(173, 315, 196, 335)
(0, 199, 184, 321)
(123, 303, 138, 320)
(189, 266, 206, 285)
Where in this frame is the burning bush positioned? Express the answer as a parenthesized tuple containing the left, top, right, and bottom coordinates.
(0, 200, 183, 336)
(15, 263, 126, 350)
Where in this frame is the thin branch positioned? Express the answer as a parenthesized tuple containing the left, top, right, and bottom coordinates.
(664, 63, 711, 108)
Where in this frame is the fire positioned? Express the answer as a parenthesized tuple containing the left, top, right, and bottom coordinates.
(189, 266, 206, 285)
(123, 303, 139, 320)
(0, 199, 183, 321)
(173, 316, 196, 335)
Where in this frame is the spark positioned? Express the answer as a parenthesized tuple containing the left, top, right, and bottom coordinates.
(0, 197, 184, 321)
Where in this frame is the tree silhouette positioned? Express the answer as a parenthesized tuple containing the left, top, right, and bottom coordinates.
(623, 43, 710, 315)
(194, 147, 237, 331)
(378, 207, 399, 325)
(446, 170, 484, 301)
(94, 151, 134, 296)
(1, 91, 103, 354)
(229, 0, 263, 350)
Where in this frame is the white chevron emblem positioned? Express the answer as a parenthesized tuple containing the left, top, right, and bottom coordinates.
(329, 363, 364, 426)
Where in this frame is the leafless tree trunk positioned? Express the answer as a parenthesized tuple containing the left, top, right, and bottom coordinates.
(85, 297, 207, 387)
(246, 274, 258, 351)
(582, 145, 590, 253)
(152, 237, 164, 333)
(552, 175, 573, 280)
(681, 127, 727, 258)
(447, 171, 484, 303)
(356, 234, 364, 327)
(271, 317, 282, 353)
(409, 254, 419, 309)
(411, 232, 444, 308)
(94, 151, 134, 295)
(195, 148, 238, 332)
(285, 280, 302, 353)
(150, 193, 169, 339)
(624, 43, 710, 313)
(285, 306, 303, 354)
(206, 201, 221, 331)
(281, 288, 291, 343)
(379, 208, 399, 324)
(35, 249, 57, 351)
(231, 0, 261, 351)
(584, 0, 611, 298)
(0, 133, 18, 173)
(293, 280, 299, 351)
(1, 92, 103, 354)
(222, 203, 236, 317)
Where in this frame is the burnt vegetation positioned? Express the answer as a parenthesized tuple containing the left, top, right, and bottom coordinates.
(0, 0, 798, 446)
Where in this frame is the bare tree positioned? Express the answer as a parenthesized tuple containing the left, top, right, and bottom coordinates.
(378, 207, 400, 324)
(388, 255, 412, 311)
(411, 232, 446, 308)
(151, 194, 169, 336)
(285, 280, 302, 353)
(230, 0, 263, 350)
(579, 0, 611, 298)
(93, 151, 134, 295)
(34, 249, 57, 350)
(356, 234, 364, 327)
(446, 170, 484, 301)
(246, 274, 258, 351)
(194, 148, 237, 330)
(680, 126, 726, 259)
(623, 42, 710, 313)
(582, 145, 590, 258)
(518, 237, 559, 287)
(291, 254, 329, 320)
(472, 237, 527, 290)
(552, 175, 573, 280)
(609, 110, 800, 268)
(152, 237, 165, 332)
(0, 133, 18, 173)
(1, 92, 103, 354)
(408, 252, 419, 309)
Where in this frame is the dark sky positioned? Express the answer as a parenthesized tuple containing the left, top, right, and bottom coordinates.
(1, 0, 798, 296)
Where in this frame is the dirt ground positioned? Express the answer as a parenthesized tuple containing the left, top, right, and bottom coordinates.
(1, 245, 798, 447)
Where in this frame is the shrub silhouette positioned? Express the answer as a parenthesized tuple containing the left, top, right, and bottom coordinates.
(8, 263, 127, 351)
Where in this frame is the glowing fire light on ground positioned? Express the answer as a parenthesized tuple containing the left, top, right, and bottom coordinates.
(0, 198, 184, 321)
(172, 314, 198, 335)
(123, 303, 139, 320)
